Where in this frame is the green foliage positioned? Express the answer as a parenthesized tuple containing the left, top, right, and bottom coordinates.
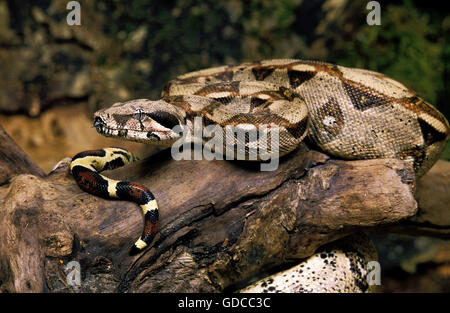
(94, 0, 306, 98)
(90, 0, 448, 118)
(335, 2, 444, 107)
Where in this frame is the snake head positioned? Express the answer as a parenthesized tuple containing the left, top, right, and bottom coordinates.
(93, 99, 186, 146)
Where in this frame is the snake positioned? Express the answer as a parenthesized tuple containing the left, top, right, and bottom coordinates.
(70, 59, 450, 289)
(70, 148, 158, 255)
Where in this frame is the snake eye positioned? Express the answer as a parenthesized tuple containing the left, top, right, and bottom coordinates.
(147, 110, 180, 130)
(146, 132, 160, 141)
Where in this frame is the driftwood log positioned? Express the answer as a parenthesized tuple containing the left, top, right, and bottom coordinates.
(0, 124, 448, 292)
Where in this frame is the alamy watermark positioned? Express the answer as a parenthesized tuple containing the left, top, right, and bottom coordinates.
(170, 117, 281, 171)
(65, 1, 380, 27)
(66, 1, 81, 25)
(65, 260, 81, 287)
(366, 1, 381, 25)
(367, 260, 381, 286)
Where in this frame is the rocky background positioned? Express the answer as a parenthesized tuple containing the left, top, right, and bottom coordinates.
(0, 0, 448, 292)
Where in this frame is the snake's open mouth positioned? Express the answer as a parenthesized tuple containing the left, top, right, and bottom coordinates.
(93, 117, 162, 138)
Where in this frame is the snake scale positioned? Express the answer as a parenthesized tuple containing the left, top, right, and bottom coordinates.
(70, 59, 450, 290)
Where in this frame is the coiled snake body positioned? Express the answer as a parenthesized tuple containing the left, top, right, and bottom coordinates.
(70, 59, 449, 288)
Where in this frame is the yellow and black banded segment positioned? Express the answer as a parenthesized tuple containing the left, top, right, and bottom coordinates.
(70, 147, 159, 256)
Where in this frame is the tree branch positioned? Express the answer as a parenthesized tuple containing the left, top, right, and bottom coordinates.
(0, 144, 424, 292)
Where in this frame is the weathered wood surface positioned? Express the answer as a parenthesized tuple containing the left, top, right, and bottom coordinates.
(1, 137, 434, 292)
(388, 160, 450, 238)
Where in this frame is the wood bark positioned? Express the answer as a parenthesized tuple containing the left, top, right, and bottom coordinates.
(388, 160, 450, 238)
(0, 126, 447, 292)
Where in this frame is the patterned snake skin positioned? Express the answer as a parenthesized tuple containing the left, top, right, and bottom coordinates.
(77, 59, 450, 291)
(95, 59, 449, 177)
(239, 233, 379, 293)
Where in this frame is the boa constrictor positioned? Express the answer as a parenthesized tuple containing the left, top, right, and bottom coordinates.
(70, 59, 449, 291)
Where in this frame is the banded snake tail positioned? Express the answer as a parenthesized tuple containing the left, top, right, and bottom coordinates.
(70, 147, 159, 255)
